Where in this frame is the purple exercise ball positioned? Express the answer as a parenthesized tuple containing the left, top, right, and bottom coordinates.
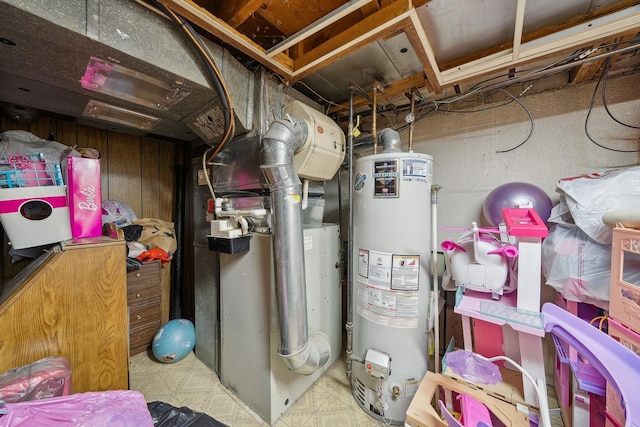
(482, 182, 552, 226)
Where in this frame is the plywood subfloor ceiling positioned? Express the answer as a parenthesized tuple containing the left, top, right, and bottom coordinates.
(158, 0, 640, 113)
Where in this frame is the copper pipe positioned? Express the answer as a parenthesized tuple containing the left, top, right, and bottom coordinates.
(372, 82, 382, 155)
(408, 88, 416, 153)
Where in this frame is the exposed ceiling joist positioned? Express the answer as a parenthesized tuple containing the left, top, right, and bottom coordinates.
(215, 0, 263, 29)
(158, 0, 295, 78)
(512, 0, 527, 61)
(265, 0, 374, 58)
(439, 5, 640, 86)
(160, 0, 640, 110)
(292, 1, 414, 78)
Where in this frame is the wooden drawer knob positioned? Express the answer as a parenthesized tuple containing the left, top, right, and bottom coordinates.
(135, 272, 141, 278)
(136, 293, 142, 299)
(136, 314, 142, 320)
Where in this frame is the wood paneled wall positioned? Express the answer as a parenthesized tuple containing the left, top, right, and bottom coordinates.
(1, 113, 182, 321)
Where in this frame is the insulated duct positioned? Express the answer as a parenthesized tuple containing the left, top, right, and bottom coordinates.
(261, 116, 331, 375)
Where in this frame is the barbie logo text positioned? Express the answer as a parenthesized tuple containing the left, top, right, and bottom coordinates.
(78, 185, 98, 211)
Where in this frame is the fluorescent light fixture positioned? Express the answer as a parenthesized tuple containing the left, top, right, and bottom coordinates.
(80, 56, 190, 110)
(83, 99, 159, 129)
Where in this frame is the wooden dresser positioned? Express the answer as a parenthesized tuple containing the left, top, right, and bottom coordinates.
(127, 260, 162, 356)
(0, 237, 129, 393)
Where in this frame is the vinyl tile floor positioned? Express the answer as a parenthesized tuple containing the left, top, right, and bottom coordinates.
(129, 349, 566, 427)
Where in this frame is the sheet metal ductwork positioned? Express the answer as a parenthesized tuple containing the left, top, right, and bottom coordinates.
(261, 116, 331, 375)
(0, 0, 255, 143)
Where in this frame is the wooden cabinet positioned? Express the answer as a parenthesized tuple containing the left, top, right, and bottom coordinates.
(127, 260, 162, 356)
(0, 237, 129, 393)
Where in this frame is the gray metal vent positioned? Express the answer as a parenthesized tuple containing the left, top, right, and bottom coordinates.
(0, 0, 255, 143)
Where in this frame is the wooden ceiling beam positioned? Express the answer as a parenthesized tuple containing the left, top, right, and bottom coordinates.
(265, 0, 375, 58)
(405, 12, 441, 92)
(440, 0, 640, 72)
(438, 5, 640, 87)
(291, 0, 414, 80)
(214, 0, 264, 29)
(158, 0, 295, 79)
(571, 32, 640, 83)
(570, 54, 606, 84)
(359, 0, 381, 17)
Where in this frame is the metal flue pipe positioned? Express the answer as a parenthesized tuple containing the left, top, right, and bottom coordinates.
(377, 128, 402, 152)
(261, 116, 331, 375)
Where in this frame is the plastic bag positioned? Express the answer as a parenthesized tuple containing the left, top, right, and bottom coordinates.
(102, 200, 137, 228)
(147, 401, 228, 427)
(0, 390, 153, 426)
(553, 166, 640, 244)
(0, 130, 80, 165)
(0, 356, 71, 403)
(542, 224, 640, 307)
(445, 350, 502, 385)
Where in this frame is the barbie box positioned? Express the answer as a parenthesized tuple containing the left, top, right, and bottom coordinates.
(0, 186, 72, 249)
(62, 157, 102, 238)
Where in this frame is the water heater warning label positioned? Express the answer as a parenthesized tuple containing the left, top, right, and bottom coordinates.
(402, 158, 428, 181)
(357, 248, 420, 328)
(391, 255, 420, 291)
(373, 160, 398, 198)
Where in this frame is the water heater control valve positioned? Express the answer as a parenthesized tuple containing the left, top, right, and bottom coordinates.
(365, 349, 391, 379)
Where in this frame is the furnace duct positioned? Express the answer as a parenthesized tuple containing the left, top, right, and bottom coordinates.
(261, 116, 331, 375)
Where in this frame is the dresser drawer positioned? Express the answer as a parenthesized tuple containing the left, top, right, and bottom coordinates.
(127, 260, 161, 356)
(130, 321, 162, 356)
(127, 260, 161, 286)
(129, 302, 161, 330)
(127, 280, 160, 307)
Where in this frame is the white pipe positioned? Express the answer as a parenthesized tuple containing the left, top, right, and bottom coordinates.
(478, 354, 551, 427)
(431, 184, 442, 374)
(302, 179, 309, 210)
(238, 216, 249, 235)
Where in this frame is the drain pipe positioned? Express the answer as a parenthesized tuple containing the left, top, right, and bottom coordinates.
(261, 115, 331, 375)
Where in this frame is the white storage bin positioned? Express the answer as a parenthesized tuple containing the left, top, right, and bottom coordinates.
(0, 186, 72, 249)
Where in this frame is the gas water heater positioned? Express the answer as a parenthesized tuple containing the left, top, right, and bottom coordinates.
(351, 130, 433, 424)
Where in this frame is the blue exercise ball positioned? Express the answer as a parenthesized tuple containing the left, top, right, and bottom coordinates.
(152, 319, 196, 363)
(482, 182, 552, 227)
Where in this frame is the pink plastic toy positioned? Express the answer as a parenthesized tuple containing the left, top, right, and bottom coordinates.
(542, 302, 640, 427)
(441, 222, 518, 299)
(458, 394, 493, 427)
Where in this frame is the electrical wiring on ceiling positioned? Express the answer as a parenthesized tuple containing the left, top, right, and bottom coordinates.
(601, 55, 640, 130)
(355, 37, 640, 154)
(154, 2, 236, 150)
(584, 55, 640, 153)
(493, 89, 535, 154)
(153, 1, 238, 202)
(270, 72, 346, 114)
